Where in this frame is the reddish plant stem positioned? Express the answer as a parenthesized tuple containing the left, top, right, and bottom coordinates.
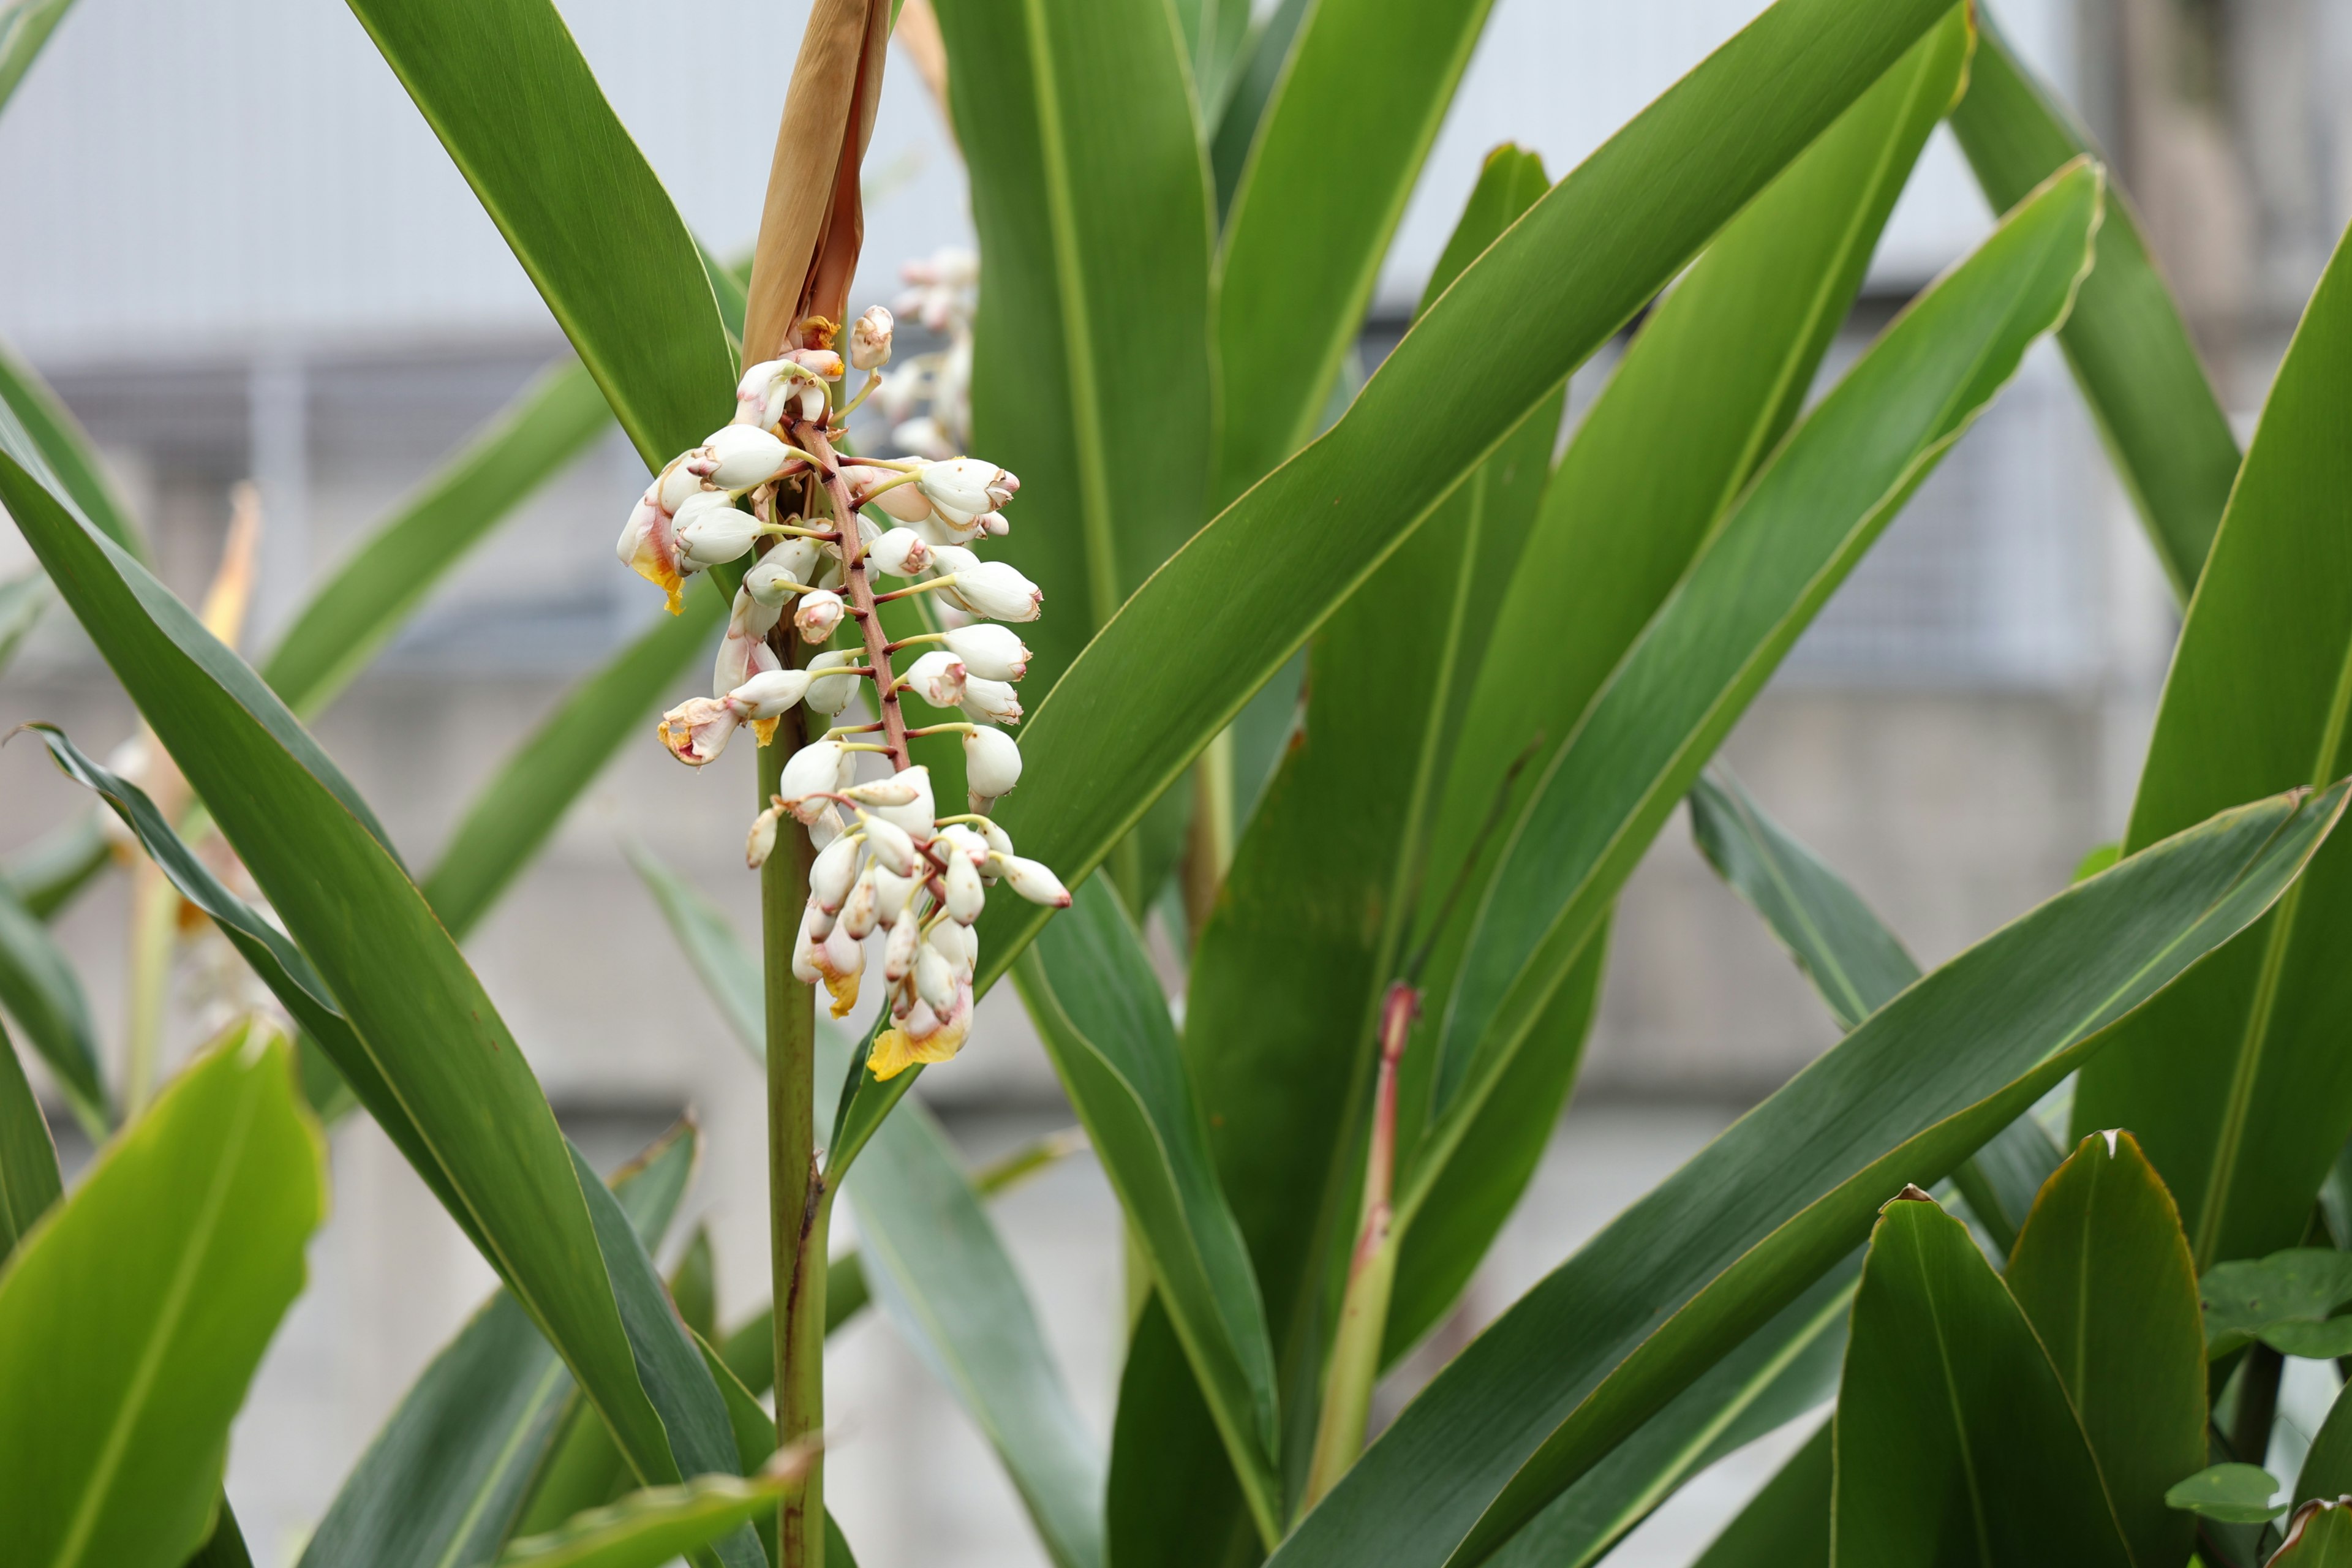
(796, 420, 911, 772)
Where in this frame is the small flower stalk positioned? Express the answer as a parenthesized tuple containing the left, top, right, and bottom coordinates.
(625, 281, 1065, 1087)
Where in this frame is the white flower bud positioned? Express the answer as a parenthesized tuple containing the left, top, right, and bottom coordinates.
(979, 820, 1016, 861)
(801, 891, 837, 941)
(917, 459, 1020, 527)
(809, 832, 863, 914)
(746, 805, 783, 870)
(960, 676, 1023, 726)
(927, 917, 976, 978)
(689, 425, 795, 491)
(804, 650, 861, 716)
(789, 348, 845, 381)
(736, 358, 823, 430)
(932, 546, 1042, 622)
(745, 542, 821, 607)
(937, 824, 989, 865)
(943, 624, 1029, 682)
(851, 306, 895, 371)
(794, 588, 846, 644)
(883, 907, 921, 982)
(861, 815, 919, 875)
(981, 512, 1010, 537)
(869, 765, 936, 840)
(872, 863, 916, 924)
(673, 492, 761, 568)
(902, 649, 968, 709)
(728, 667, 815, 720)
(780, 741, 846, 821)
(914, 941, 957, 1011)
(842, 464, 932, 523)
(793, 905, 828, 982)
(993, 853, 1071, 908)
(841, 869, 881, 940)
(944, 852, 986, 924)
(817, 922, 864, 1016)
(962, 726, 1023, 797)
(869, 527, 932, 578)
(809, 803, 846, 851)
(656, 696, 738, 765)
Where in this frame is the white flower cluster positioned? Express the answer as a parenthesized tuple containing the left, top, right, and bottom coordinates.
(753, 760, 1067, 1078)
(873, 247, 975, 459)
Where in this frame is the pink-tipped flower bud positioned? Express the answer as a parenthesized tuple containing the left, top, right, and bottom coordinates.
(962, 726, 1023, 797)
(993, 853, 1071, 908)
(869, 527, 932, 578)
(736, 358, 824, 429)
(914, 941, 957, 1011)
(944, 624, 1029, 682)
(746, 806, 783, 870)
(932, 546, 1041, 622)
(917, 459, 1020, 527)
(788, 348, 845, 381)
(959, 676, 1023, 727)
(673, 492, 761, 569)
(860, 815, 919, 876)
(840, 869, 881, 940)
(745, 541, 821, 606)
(809, 832, 863, 915)
(689, 425, 796, 491)
(728, 667, 815, 720)
(927, 916, 976, 978)
(869, 765, 936, 841)
(872, 863, 916, 924)
(981, 512, 1010, 537)
(944, 852, 986, 924)
(780, 741, 846, 821)
(843, 464, 933, 523)
(850, 306, 895, 371)
(902, 650, 968, 709)
(655, 697, 738, 765)
(794, 589, 846, 644)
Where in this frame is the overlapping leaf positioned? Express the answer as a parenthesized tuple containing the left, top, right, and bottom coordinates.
(0, 873, 105, 1134)
(0, 1018, 61, 1262)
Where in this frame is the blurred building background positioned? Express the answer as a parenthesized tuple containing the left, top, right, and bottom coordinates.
(0, 0, 2343, 1561)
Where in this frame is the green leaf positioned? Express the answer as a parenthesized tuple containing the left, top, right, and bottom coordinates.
(0, 1022, 323, 1568)
(0, 872, 106, 1134)
(2199, 1250, 2352, 1360)
(2297, 1378, 2352, 1507)
(424, 590, 722, 939)
(929, 0, 1215, 697)
(0, 432, 758, 1567)
(1831, 1194, 2132, 1565)
(1169, 0, 1250, 124)
(0, 1017, 63, 1264)
(1689, 1422, 1830, 1568)
(1014, 878, 1280, 1540)
(0, 566, 50, 676)
(264, 361, 613, 717)
(0, 0, 72, 117)
(2274, 1501, 2352, 1564)
(1484, 1258, 1854, 1568)
(1430, 160, 2103, 1221)
(184, 1505, 255, 1568)
(4, 813, 111, 921)
(1211, 0, 1496, 503)
(339, 0, 731, 466)
(2070, 221, 2352, 1275)
(966, 0, 1974, 1010)
(1949, 9, 2238, 599)
(1204, 0, 1306, 217)
(2168, 1463, 2289, 1525)
(1259, 778, 2348, 1568)
(495, 1467, 805, 1568)
(297, 1124, 702, 1568)
(2005, 1129, 2207, 1567)
(0, 333, 146, 561)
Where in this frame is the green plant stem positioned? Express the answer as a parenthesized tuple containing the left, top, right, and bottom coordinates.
(1303, 981, 1418, 1509)
(1182, 729, 1237, 943)
(123, 857, 176, 1117)
(2230, 1341, 2286, 1468)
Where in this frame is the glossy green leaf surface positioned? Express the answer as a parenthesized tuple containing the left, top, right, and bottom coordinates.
(2171, 1462, 2289, 1524)
(929, 0, 1214, 695)
(0, 434, 758, 1567)
(2275, 1501, 2352, 1564)
(1689, 1422, 1830, 1568)
(1430, 159, 2102, 1214)
(265, 361, 613, 717)
(1949, 9, 2237, 598)
(0, 1019, 63, 1263)
(0, 0, 73, 115)
(0, 1023, 322, 1568)
(340, 0, 731, 466)
(1205, 0, 1306, 216)
(0, 333, 145, 560)
(1170, 0, 1250, 123)
(1831, 1195, 2131, 1566)
(1263, 779, 2346, 1568)
(2199, 1250, 2352, 1360)
(2298, 1384, 2352, 1507)
(298, 1125, 701, 1568)
(2072, 222, 2352, 1275)
(2005, 1129, 2206, 1567)
(967, 0, 1970, 1008)
(496, 1469, 801, 1568)
(1212, 0, 1495, 503)
(425, 589, 722, 939)
(0, 873, 105, 1133)
(1016, 878, 1280, 1536)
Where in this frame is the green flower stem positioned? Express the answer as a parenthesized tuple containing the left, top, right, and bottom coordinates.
(122, 857, 177, 1117)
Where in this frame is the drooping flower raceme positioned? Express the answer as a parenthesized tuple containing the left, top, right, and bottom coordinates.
(620, 293, 1066, 1082)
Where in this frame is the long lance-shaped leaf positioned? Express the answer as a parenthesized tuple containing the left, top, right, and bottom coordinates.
(5, 814, 110, 921)
(0, 567, 48, 677)
(952, 0, 1966, 1025)
(1212, 0, 1498, 505)
(1205, 0, 1307, 219)
(1831, 1193, 2132, 1564)
(2071, 218, 2352, 1272)
(0, 335, 146, 560)
(495, 1461, 813, 1568)
(1686, 764, 2063, 1251)
(1261, 778, 2348, 1568)
(0, 438, 760, 1568)
(0, 1022, 323, 1568)
(0, 1018, 62, 1263)
(1427, 162, 2104, 1215)
(1688, 1422, 1831, 1567)
(1389, 10, 1973, 1369)
(0, 872, 105, 1135)
(339, 0, 732, 466)
(929, 0, 1215, 699)
(263, 362, 613, 717)
(625, 839, 1102, 1564)
(1170, 0, 1250, 127)
(0, 0, 72, 116)
(1949, 8, 2237, 598)
(1015, 879, 1281, 1540)
(296, 1125, 701, 1568)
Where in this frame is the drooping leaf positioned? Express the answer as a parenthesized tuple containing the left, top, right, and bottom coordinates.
(2169, 1462, 2290, 1525)
(1688, 1423, 1831, 1568)
(0, 873, 105, 1134)
(0, 0, 74, 117)
(0, 435, 758, 1567)
(0, 333, 146, 560)
(929, 0, 1215, 696)
(1016, 880, 1280, 1537)
(339, 0, 733, 466)
(495, 1464, 811, 1568)
(0, 1022, 323, 1568)
(1261, 780, 2347, 1568)
(1948, 8, 2238, 598)
(298, 1124, 702, 1568)
(1831, 1194, 2131, 1566)
(264, 361, 614, 717)
(965, 0, 1973, 1012)
(1211, 0, 1498, 503)
(2071, 221, 2352, 1274)
(2004, 1129, 2207, 1567)
(2273, 1500, 2352, 1564)
(0, 1017, 63, 1263)
(1427, 160, 2103, 1228)
(2199, 1250, 2352, 1360)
